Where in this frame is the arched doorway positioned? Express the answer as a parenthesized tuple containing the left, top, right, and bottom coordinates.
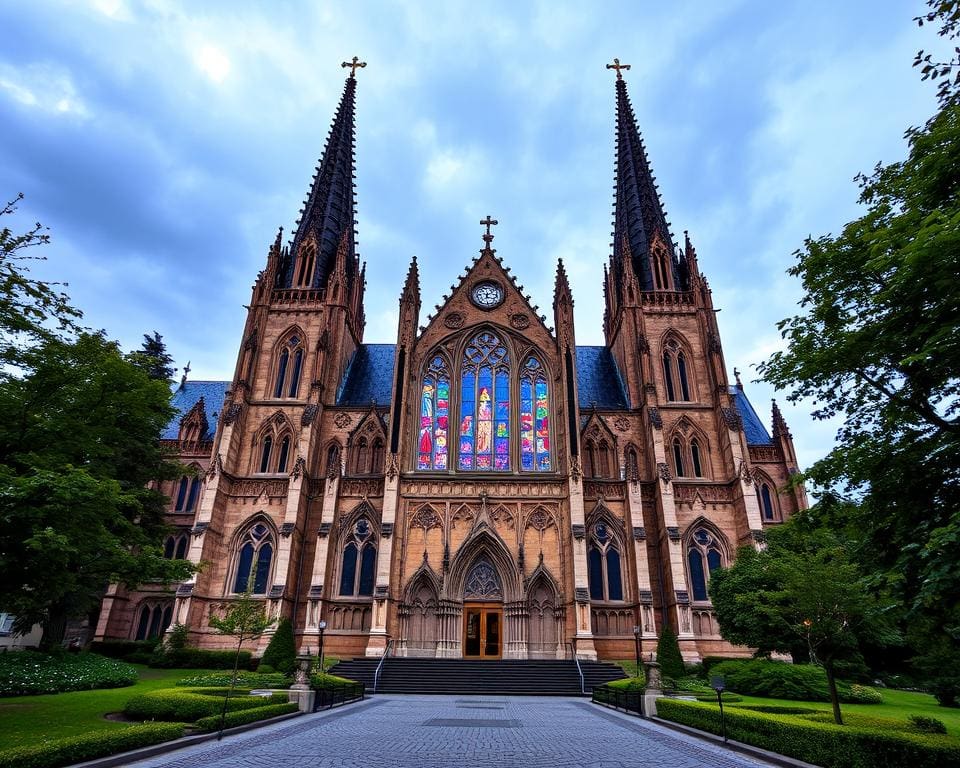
(462, 559, 502, 659)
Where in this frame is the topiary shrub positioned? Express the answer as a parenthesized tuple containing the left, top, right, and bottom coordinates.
(655, 625, 686, 680)
(194, 702, 299, 732)
(909, 715, 948, 734)
(259, 618, 296, 676)
(0, 722, 183, 768)
(0, 651, 137, 696)
(88, 640, 158, 661)
(123, 688, 288, 722)
(174, 671, 289, 689)
(711, 659, 882, 704)
(148, 647, 254, 670)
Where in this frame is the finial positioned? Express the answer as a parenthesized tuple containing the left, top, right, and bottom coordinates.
(480, 215, 498, 249)
(733, 367, 742, 389)
(606, 57, 631, 80)
(181, 360, 191, 388)
(341, 56, 367, 78)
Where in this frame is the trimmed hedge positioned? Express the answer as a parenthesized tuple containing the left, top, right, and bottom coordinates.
(195, 702, 299, 732)
(174, 671, 290, 688)
(260, 619, 296, 676)
(0, 651, 137, 696)
(310, 673, 357, 690)
(149, 647, 254, 670)
(123, 688, 288, 722)
(88, 639, 159, 661)
(656, 699, 960, 768)
(0, 722, 183, 768)
(711, 659, 883, 704)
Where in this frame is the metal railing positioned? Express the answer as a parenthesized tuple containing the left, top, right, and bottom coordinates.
(567, 641, 585, 695)
(372, 638, 394, 694)
(592, 683, 644, 717)
(313, 680, 365, 711)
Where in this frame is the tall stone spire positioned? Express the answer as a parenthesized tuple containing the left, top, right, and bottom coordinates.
(608, 61, 687, 293)
(280, 65, 362, 292)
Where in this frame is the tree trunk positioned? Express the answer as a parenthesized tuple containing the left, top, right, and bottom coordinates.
(217, 633, 245, 741)
(824, 661, 843, 725)
(40, 607, 68, 652)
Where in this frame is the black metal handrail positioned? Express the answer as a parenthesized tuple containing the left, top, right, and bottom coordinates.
(313, 680, 365, 711)
(591, 683, 644, 717)
(373, 638, 394, 694)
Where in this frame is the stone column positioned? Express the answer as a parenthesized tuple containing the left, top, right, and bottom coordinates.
(366, 459, 399, 656)
(568, 472, 597, 660)
(304, 470, 340, 637)
(626, 478, 658, 642)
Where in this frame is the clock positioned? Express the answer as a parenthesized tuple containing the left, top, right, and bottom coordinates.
(471, 281, 504, 309)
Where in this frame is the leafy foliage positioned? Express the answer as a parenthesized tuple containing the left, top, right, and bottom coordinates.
(911, 714, 950, 734)
(123, 687, 287, 722)
(133, 331, 175, 383)
(710, 660, 882, 704)
(0, 722, 183, 768)
(174, 671, 289, 688)
(194, 702, 299, 732)
(0, 652, 136, 696)
(656, 699, 960, 768)
(148, 647, 254, 670)
(915, 0, 960, 106)
(655, 624, 685, 680)
(260, 618, 296, 676)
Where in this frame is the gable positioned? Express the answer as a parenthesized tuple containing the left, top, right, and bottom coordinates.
(162, 381, 229, 440)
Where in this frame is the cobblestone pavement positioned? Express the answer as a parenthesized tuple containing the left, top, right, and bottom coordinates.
(126, 696, 774, 768)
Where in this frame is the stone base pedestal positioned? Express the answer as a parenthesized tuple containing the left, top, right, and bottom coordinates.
(365, 632, 388, 657)
(287, 688, 315, 713)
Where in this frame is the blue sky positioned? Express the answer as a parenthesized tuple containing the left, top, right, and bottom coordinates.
(0, 1, 941, 473)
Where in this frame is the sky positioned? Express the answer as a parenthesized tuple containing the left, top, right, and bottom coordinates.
(0, 1, 943, 474)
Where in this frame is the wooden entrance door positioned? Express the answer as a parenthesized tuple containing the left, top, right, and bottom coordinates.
(463, 602, 502, 659)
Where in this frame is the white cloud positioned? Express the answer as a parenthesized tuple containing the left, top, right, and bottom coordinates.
(194, 44, 231, 84)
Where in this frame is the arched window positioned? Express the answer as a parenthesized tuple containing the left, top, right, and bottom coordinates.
(584, 438, 614, 478)
(164, 534, 189, 560)
(662, 338, 693, 402)
(672, 433, 709, 479)
(757, 481, 778, 521)
(371, 438, 384, 474)
(418, 355, 450, 470)
(587, 521, 624, 601)
(519, 356, 551, 471)
(184, 477, 201, 512)
(174, 535, 188, 559)
(134, 602, 173, 640)
(339, 518, 377, 597)
(295, 244, 316, 288)
(459, 332, 510, 471)
(276, 436, 291, 474)
(233, 522, 274, 594)
(584, 440, 596, 478)
(354, 437, 369, 475)
(273, 334, 304, 399)
(672, 438, 685, 477)
(258, 435, 273, 473)
(598, 440, 611, 477)
(326, 444, 341, 477)
(687, 527, 724, 602)
(173, 477, 188, 511)
(690, 439, 704, 478)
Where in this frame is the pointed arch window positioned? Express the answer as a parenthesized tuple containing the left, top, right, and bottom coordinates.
(672, 433, 708, 478)
(233, 522, 274, 594)
(134, 602, 173, 641)
(173, 477, 188, 511)
(459, 332, 510, 471)
(184, 476, 201, 512)
(276, 436, 291, 474)
(295, 243, 316, 288)
(672, 438, 686, 477)
(691, 439, 704, 478)
(587, 521, 624, 601)
(756, 481, 779, 521)
(259, 435, 273, 473)
(662, 338, 693, 402)
(273, 335, 304, 399)
(520, 356, 551, 471)
(164, 533, 189, 560)
(339, 518, 377, 597)
(687, 527, 724, 602)
(418, 355, 450, 470)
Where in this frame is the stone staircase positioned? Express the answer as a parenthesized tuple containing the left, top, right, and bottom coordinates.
(328, 657, 626, 696)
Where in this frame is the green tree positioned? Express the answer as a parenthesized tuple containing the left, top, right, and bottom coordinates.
(0, 332, 193, 647)
(655, 624, 686, 681)
(260, 617, 296, 676)
(208, 591, 274, 738)
(134, 331, 175, 383)
(0, 194, 81, 370)
(710, 521, 899, 724)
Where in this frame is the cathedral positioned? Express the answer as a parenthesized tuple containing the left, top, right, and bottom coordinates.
(94, 59, 807, 662)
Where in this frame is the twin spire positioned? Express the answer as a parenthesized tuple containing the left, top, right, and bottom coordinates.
(280, 59, 692, 302)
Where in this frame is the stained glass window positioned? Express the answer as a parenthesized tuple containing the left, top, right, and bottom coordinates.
(520, 357, 551, 471)
(418, 356, 450, 470)
(687, 527, 724, 603)
(459, 332, 510, 471)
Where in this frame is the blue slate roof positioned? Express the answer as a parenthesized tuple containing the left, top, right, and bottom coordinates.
(162, 380, 230, 440)
(337, 344, 397, 406)
(730, 386, 772, 446)
(576, 346, 630, 409)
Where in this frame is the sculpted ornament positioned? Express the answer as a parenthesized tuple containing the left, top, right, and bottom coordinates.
(301, 404, 319, 426)
(613, 416, 630, 432)
(291, 456, 306, 480)
(444, 312, 465, 330)
(334, 412, 353, 429)
(409, 505, 442, 531)
(657, 461, 672, 484)
(721, 407, 743, 432)
(509, 313, 530, 330)
(647, 407, 663, 429)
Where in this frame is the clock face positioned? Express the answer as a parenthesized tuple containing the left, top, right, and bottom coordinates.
(471, 282, 503, 309)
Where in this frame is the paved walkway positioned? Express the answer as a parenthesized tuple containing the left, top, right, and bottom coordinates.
(126, 695, 774, 768)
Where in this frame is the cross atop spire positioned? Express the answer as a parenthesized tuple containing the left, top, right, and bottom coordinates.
(606, 58, 631, 80)
(341, 56, 366, 78)
(480, 215, 498, 248)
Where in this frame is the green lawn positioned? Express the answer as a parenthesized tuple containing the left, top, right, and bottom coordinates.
(0, 665, 209, 751)
(716, 688, 960, 738)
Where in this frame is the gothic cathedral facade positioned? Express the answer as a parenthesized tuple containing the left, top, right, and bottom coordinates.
(95, 64, 807, 661)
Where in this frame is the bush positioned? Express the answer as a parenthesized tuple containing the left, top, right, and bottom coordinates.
(174, 671, 289, 689)
(260, 619, 296, 676)
(910, 715, 948, 734)
(731, 704, 820, 715)
(656, 625, 686, 680)
(701, 656, 746, 677)
(0, 722, 183, 768)
(656, 699, 960, 768)
(123, 688, 288, 722)
(310, 673, 357, 690)
(711, 659, 882, 704)
(606, 677, 645, 691)
(148, 647, 254, 670)
(88, 640, 158, 661)
(0, 651, 137, 696)
(194, 702, 299, 732)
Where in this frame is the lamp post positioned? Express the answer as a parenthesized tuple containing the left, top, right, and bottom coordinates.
(632, 625, 641, 678)
(318, 620, 327, 677)
(712, 675, 727, 743)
